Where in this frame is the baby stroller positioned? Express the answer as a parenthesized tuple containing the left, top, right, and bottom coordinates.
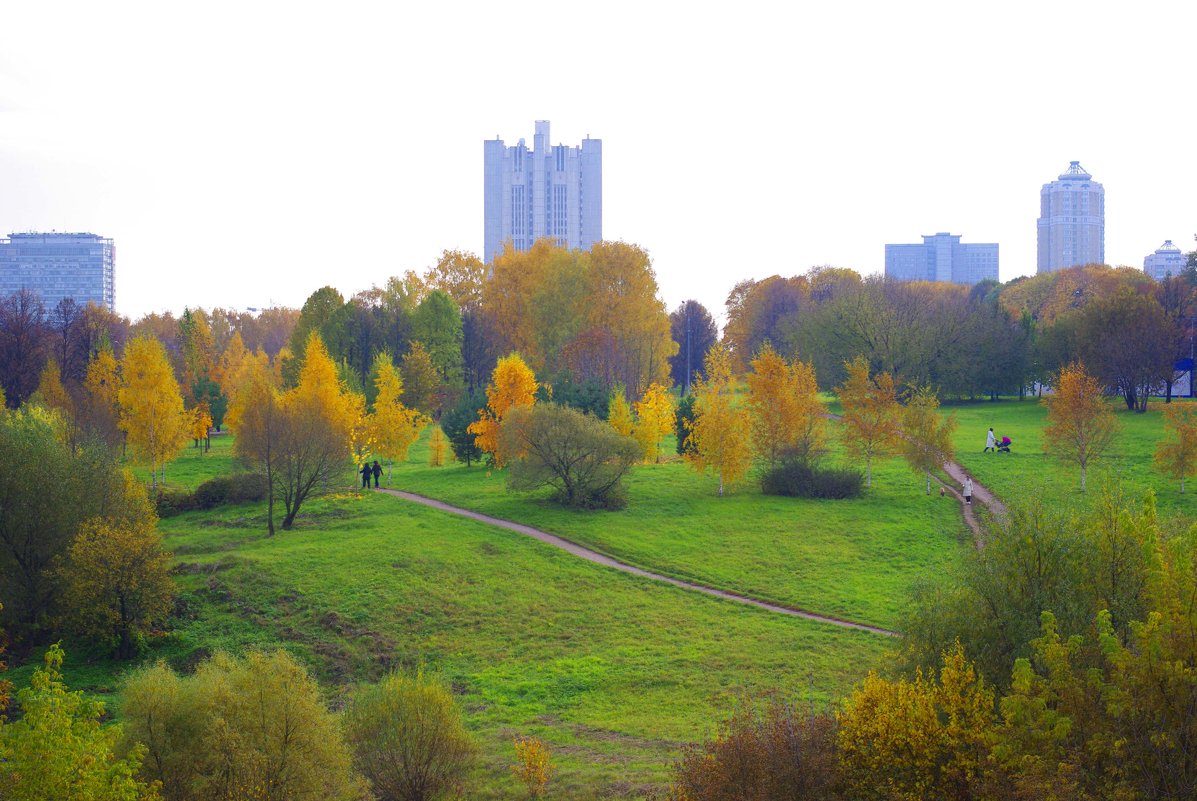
(996, 436, 1012, 453)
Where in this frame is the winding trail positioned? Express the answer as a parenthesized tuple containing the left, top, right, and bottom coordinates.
(375, 487, 898, 637)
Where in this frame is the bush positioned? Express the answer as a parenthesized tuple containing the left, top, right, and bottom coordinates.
(342, 670, 476, 801)
(760, 460, 863, 499)
(154, 487, 197, 518)
(500, 403, 639, 509)
(193, 473, 267, 509)
(669, 696, 839, 801)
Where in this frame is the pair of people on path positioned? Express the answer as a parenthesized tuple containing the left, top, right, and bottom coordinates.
(360, 460, 382, 488)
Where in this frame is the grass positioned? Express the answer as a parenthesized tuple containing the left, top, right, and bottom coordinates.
(945, 396, 1197, 517)
(101, 491, 888, 798)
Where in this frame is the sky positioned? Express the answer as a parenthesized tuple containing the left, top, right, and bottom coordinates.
(1, 1, 1194, 327)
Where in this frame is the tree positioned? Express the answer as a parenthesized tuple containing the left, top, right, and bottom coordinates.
(428, 427, 447, 467)
(274, 333, 359, 529)
(1043, 363, 1117, 492)
(1074, 288, 1175, 412)
(632, 382, 675, 463)
(0, 645, 158, 801)
(835, 357, 901, 489)
(226, 356, 281, 535)
(837, 642, 996, 801)
(501, 403, 640, 509)
(370, 351, 427, 483)
(59, 516, 174, 659)
(900, 386, 957, 496)
(119, 335, 190, 490)
(0, 406, 153, 633)
(422, 249, 487, 311)
(342, 670, 477, 801)
(511, 736, 553, 800)
(399, 342, 442, 416)
(607, 387, 634, 437)
(685, 344, 753, 496)
(411, 290, 464, 394)
(188, 403, 212, 453)
(0, 289, 48, 408)
(1155, 402, 1197, 493)
(83, 341, 123, 449)
(668, 300, 719, 394)
(120, 650, 363, 801)
(468, 353, 537, 467)
(745, 344, 826, 466)
(441, 389, 484, 466)
(285, 286, 346, 386)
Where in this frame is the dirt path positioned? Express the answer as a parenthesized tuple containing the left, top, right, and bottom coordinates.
(375, 487, 897, 637)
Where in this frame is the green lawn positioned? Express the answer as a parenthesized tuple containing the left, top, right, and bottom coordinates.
(392, 426, 968, 632)
(946, 396, 1197, 517)
(147, 491, 887, 798)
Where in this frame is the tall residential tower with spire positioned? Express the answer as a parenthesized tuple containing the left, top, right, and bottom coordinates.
(1036, 161, 1105, 273)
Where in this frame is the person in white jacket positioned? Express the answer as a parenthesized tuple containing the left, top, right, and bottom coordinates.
(984, 428, 995, 453)
(963, 476, 973, 505)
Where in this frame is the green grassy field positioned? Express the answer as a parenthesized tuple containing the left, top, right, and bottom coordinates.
(945, 396, 1197, 517)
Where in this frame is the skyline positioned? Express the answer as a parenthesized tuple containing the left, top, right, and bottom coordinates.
(1, 2, 1194, 325)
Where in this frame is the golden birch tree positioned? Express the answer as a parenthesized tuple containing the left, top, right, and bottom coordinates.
(633, 382, 675, 463)
(836, 356, 901, 488)
(189, 403, 213, 454)
(33, 358, 73, 421)
(216, 329, 250, 400)
(745, 344, 825, 466)
(900, 386, 957, 496)
(118, 335, 190, 489)
(1155, 402, 1197, 493)
(468, 353, 537, 467)
(1043, 363, 1118, 492)
(370, 351, 426, 483)
(226, 356, 281, 535)
(685, 343, 752, 496)
(608, 388, 634, 437)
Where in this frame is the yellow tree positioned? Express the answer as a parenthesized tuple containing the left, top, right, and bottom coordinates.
(189, 403, 213, 454)
(428, 427, 447, 467)
(118, 335, 190, 489)
(836, 356, 902, 488)
(608, 387, 634, 437)
(84, 344, 120, 416)
(468, 353, 537, 467)
(512, 736, 554, 799)
(33, 358, 74, 421)
(745, 344, 825, 466)
(370, 351, 426, 483)
(226, 356, 281, 535)
(685, 343, 753, 496)
(633, 382, 675, 463)
(901, 386, 957, 496)
(1043, 363, 1118, 492)
(59, 517, 174, 659)
(216, 329, 250, 400)
(1155, 402, 1197, 493)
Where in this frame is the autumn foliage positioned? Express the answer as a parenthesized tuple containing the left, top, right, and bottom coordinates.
(745, 343, 825, 466)
(684, 344, 753, 496)
(468, 353, 538, 467)
(1042, 363, 1117, 492)
(836, 356, 901, 488)
(1154, 401, 1197, 493)
(511, 736, 553, 799)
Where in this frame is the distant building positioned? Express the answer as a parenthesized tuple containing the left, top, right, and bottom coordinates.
(884, 233, 999, 285)
(0, 232, 115, 312)
(483, 120, 601, 263)
(1144, 240, 1187, 281)
(1037, 161, 1105, 273)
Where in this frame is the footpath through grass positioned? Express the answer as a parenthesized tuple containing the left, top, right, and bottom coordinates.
(153, 491, 888, 798)
(947, 397, 1197, 518)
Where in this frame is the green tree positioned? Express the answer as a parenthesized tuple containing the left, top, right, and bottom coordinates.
(399, 342, 443, 416)
(900, 386, 957, 495)
(284, 286, 346, 386)
(441, 388, 484, 466)
(342, 670, 477, 801)
(0, 644, 158, 801)
(412, 290, 464, 392)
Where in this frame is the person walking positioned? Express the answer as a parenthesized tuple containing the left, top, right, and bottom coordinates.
(963, 476, 973, 505)
(371, 460, 382, 488)
(984, 427, 995, 453)
(360, 462, 371, 489)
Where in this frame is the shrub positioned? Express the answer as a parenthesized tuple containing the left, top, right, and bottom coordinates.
(760, 460, 863, 499)
(193, 473, 267, 509)
(668, 696, 839, 801)
(154, 487, 198, 518)
(500, 403, 639, 509)
(342, 670, 476, 801)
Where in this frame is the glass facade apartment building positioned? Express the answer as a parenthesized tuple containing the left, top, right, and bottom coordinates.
(0, 232, 115, 312)
(483, 121, 601, 263)
(1144, 240, 1186, 281)
(884, 233, 999, 285)
(1037, 161, 1105, 273)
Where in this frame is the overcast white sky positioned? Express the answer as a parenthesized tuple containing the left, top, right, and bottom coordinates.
(1, 1, 1194, 324)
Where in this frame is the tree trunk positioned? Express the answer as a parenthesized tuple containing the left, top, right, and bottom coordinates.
(1081, 464, 1087, 493)
(866, 458, 872, 489)
(925, 472, 931, 496)
(718, 472, 724, 497)
(1124, 389, 1136, 411)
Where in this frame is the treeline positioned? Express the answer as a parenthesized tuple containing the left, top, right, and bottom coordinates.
(723, 263, 1197, 410)
(672, 490, 1197, 801)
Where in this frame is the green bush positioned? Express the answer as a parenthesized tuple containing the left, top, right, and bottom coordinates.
(760, 460, 863, 499)
(154, 488, 198, 518)
(193, 474, 266, 509)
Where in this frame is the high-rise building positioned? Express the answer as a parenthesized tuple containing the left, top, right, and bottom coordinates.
(1037, 161, 1105, 273)
(1144, 240, 1187, 281)
(483, 121, 601, 263)
(884, 233, 999, 285)
(0, 232, 115, 312)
